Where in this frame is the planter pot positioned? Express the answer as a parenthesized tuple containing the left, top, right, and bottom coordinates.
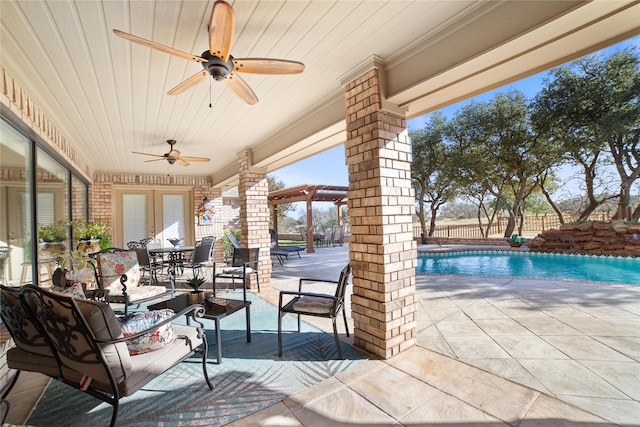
(508, 241, 524, 248)
(189, 291, 205, 305)
(38, 241, 66, 258)
(77, 239, 101, 254)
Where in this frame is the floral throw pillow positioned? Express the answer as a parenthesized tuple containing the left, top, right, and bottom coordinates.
(51, 282, 86, 300)
(119, 309, 176, 355)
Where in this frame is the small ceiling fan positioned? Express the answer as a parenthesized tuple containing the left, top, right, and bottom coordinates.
(113, 0, 304, 105)
(132, 140, 210, 166)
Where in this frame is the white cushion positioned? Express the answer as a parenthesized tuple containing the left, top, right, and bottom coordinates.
(222, 267, 253, 275)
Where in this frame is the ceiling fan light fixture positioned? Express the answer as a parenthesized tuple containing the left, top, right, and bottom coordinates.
(201, 51, 233, 81)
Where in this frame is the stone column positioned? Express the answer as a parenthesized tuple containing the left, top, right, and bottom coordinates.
(343, 66, 417, 359)
(238, 149, 272, 289)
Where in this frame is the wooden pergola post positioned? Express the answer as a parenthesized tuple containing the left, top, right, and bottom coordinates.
(267, 184, 348, 254)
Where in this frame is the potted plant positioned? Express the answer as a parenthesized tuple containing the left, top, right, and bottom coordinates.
(506, 234, 527, 247)
(37, 221, 68, 257)
(70, 220, 110, 253)
(186, 275, 206, 304)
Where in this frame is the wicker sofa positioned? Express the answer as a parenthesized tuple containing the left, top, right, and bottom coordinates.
(0, 284, 213, 426)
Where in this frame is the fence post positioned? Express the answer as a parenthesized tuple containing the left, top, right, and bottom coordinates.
(541, 215, 545, 232)
(447, 225, 451, 238)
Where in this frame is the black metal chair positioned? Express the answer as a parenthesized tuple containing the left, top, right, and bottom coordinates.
(277, 264, 351, 359)
(212, 247, 260, 294)
(183, 238, 215, 280)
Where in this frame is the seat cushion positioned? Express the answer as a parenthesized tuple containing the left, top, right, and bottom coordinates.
(7, 347, 60, 377)
(107, 285, 167, 303)
(119, 310, 176, 355)
(117, 323, 203, 396)
(293, 295, 334, 314)
(221, 267, 253, 275)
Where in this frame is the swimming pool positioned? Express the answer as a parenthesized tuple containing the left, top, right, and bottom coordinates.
(416, 251, 640, 285)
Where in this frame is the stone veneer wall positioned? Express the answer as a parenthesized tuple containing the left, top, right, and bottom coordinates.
(345, 68, 417, 359)
(528, 221, 640, 256)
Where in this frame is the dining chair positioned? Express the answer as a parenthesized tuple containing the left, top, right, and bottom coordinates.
(212, 247, 260, 294)
(183, 238, 215, 280)
(132, 247, 162, 285)
(277, 264, 351, 359)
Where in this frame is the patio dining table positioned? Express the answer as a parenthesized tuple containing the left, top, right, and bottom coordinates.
(148, 246, 194, 295)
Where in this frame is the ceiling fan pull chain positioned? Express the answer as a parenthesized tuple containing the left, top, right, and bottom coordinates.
(209, 78, 212, 108)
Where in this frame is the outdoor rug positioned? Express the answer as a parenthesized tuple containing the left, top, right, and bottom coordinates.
(26, 291, 370, 426)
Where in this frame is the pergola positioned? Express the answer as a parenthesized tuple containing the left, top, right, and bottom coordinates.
(268, 184, 348, 253)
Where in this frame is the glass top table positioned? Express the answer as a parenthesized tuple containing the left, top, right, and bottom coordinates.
(148, 292, 251, 364)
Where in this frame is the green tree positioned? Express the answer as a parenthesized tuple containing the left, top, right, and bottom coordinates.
(410, 113, 458, 236)
(531, 48, 640, 221)
(447, 91, 551, 237)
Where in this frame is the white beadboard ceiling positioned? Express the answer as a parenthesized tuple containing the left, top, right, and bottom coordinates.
(1, 1, 638, 187)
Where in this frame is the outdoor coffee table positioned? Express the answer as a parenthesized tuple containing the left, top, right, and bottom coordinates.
(148, 293, 251, 364)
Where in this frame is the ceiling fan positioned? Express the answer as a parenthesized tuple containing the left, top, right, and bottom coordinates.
(132, 140, 210, 166)
(113, 0, 304, 105)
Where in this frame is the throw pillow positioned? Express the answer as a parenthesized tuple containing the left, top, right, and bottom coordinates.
(51, 282, 86, 300)
(119, 309, 176, 355)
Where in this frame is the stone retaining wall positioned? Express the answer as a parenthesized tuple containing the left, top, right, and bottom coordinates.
(528, 221, 640, 257)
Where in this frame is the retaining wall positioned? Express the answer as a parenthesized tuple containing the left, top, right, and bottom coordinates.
(528, 221, 640, 257)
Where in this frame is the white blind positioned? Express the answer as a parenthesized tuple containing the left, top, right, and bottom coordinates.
(122, 194, 147, 243)
(162, 194, 184, 239)
(37, 193, 55, 226)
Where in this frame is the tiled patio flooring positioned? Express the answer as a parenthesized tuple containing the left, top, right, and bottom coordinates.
(235, 244, 639, 426)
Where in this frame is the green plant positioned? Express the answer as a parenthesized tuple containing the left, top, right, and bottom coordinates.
(186, 275, 206, 293)
(61, 249, 97, 272)
(38, 221, 68, 242)
(223, 229, 241, 258)
(70, 220, 109, 240)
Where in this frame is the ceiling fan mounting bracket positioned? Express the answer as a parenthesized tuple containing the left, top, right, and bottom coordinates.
(201, 51, 234, 81)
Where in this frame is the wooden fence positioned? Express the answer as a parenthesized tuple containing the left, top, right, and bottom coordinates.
(413, 213, 612, 239)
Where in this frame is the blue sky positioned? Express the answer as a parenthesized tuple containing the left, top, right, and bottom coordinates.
(269, 35, 639, 192)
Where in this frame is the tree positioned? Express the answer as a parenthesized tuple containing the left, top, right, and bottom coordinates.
(410, 113, 458, 236)
(446, 91, 550, 237)
(531, 48, 640, 221)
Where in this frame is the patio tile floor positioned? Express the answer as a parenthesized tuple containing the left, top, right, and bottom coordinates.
(232, 244, 639, 426)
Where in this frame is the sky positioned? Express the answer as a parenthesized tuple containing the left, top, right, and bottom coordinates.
(268, 35, 639, 203)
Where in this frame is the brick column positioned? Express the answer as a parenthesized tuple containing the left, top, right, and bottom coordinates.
(238, 149, 272, 289)
(344, 67, 417, 359)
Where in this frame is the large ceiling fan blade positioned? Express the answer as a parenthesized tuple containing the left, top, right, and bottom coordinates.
(168, 149, 180, 158)
(179, 156, 210, 162)
(177, 159, 190, 166)
(233, 58, 305, 75)
(167, 71, 208, 95)
(113, 29, 206, 63)
(224, 73, 258, 105)
(209, 0, 234, 62)
(132, 151, 166, 158)
(144, 158, 167, 163)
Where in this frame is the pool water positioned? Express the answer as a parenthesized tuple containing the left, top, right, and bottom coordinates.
(416, 251, 640, 285)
